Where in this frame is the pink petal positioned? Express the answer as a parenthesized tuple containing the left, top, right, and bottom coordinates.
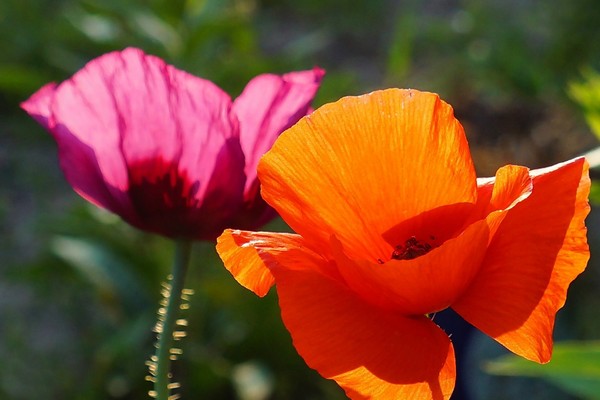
(23, 48, 247, 237)
(20, 82, 57, 129)
(22, 82, 125, 213)
(232, 67, 325, 197)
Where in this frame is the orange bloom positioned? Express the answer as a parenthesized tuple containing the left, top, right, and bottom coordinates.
(216, 89, 590, 399)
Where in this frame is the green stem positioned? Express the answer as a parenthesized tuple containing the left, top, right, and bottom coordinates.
(152, 239, 192, 400)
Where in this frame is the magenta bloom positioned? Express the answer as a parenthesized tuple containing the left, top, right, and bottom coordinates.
(22, 48, 324, 240)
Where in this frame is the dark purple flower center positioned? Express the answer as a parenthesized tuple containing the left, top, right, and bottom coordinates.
(127, 157, 200, 237)
(391, 236, 434, 260)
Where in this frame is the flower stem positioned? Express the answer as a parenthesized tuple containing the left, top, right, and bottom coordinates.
(151, 239, 192, 400)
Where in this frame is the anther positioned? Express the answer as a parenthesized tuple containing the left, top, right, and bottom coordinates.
(391, 236, 433, 260)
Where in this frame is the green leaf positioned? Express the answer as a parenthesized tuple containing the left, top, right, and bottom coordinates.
(485, 341, 600, 399)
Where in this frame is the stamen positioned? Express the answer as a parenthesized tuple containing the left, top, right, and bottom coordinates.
(391, 236, 433, 260)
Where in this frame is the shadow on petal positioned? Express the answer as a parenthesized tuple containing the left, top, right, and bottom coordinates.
(381, 202, 475, 260)
(453, 158, 589, 362)
(269, 254, 456, 399)
(51, 123, 247, 240)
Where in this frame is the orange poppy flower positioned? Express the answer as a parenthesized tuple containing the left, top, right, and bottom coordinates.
(216, 89, 590, 399)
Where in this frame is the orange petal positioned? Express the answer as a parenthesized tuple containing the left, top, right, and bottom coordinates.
(333, 215, 496, 315)
(452, 157, 590, 363)
(487, 164, 534, 212)
(216, 229, 296, 297)
(271, 260, 456, 399)
(216, 229, 338, 297)
(333, 164, 533, 315)
(471, 165, 533, 221)
(258, 89, 477, 261)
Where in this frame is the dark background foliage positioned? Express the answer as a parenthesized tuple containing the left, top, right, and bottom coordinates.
(1, 0, 600, 399)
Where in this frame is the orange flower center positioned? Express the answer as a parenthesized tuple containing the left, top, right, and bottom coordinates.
(391, 236, 434, 260)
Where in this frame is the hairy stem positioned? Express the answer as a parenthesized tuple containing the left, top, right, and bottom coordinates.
(150, 239, 192, 400)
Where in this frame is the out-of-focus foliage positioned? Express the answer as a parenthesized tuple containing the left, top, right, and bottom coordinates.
(569, 70, 600, 206)
(2, 0, 600, 399)
(485, 341, 600, 400)
(569, 69, 600, 140)
(589, 181, 600, 206)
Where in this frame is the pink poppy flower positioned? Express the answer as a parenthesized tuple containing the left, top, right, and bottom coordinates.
(21, 47, 324, 240)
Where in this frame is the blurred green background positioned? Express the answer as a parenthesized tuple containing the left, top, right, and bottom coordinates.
(2, 0, 600, 399)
